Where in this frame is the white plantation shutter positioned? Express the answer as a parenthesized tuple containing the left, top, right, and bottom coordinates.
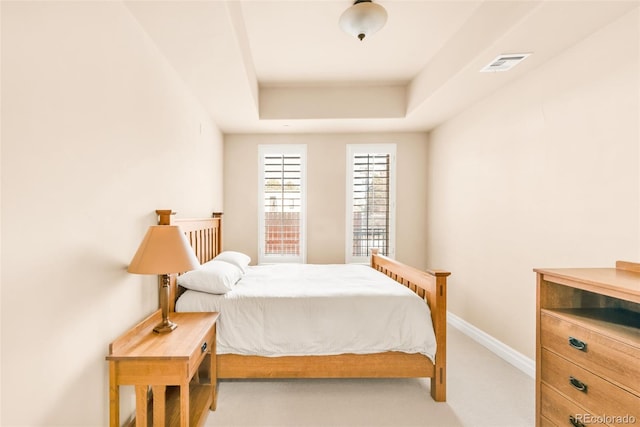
(352, 153, 390, 256)
(259, 145, 306, 264)
(346, 144, 396, 263)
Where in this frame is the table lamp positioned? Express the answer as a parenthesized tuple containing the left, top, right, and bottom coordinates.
(127, 225, 200, 333)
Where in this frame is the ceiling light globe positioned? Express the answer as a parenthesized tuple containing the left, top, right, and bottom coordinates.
(339, 0, 387, 41)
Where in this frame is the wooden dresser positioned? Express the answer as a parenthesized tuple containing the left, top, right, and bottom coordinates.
(535, 261, 640, 427)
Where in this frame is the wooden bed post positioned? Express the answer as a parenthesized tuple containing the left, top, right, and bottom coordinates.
(426, 269, 450, 402)
(155, 210, 177, 311)
(370, 248, 379, 269)
(156, 209, 175, 226)
(212, 212, 223, 254)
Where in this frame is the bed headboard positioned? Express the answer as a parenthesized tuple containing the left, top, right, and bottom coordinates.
(156, 209, 223, 312)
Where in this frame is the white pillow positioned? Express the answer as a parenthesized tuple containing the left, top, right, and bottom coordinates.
(214, 251, 251, 273)
(177, 260, 242, 294)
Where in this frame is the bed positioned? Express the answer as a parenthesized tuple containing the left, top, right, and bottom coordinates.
(157, 209, 450, 402)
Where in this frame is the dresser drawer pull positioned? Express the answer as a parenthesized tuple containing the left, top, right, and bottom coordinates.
(568, 336, 587, 352)
(569, 376, 588, 393)
(201, 342, 207, 353)
(569, 415, 586, 427)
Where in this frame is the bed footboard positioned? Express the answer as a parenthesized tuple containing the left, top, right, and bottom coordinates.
(370, 249, 450, 402)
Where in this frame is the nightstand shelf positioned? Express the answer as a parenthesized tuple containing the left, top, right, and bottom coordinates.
(147, 384, 212, 427)
(107, 310, 219, 427)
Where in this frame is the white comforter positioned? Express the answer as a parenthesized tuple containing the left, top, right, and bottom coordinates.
(176, 263, 436, 361)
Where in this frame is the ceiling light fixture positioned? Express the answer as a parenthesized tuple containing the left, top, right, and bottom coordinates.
(339, 0, 387, 41)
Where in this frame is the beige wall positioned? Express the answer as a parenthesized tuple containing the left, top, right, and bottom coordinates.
(224, 133, 429, 269)
(1, 2, 223, 425)
(426, 8, 640, 359)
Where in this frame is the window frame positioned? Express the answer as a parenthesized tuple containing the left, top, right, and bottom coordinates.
(258, 144, 307, 264)
(345, 144, 396, 264)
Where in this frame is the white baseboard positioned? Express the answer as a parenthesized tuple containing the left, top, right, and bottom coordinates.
(447, 311, 535, 379)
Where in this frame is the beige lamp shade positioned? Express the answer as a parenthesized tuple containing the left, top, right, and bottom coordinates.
(128, 225, 200, 274)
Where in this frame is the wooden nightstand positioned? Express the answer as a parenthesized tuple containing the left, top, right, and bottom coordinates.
(107, 311, 219, 427)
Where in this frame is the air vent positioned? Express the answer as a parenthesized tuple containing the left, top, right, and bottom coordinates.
(480, 53, 531, 72)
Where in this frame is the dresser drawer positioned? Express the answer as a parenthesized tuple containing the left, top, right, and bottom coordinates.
(541, 349, 640, 425)
(540, 383, 607, 427)
(540, 311, 640, 395)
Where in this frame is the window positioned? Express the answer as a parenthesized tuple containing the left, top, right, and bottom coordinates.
(346, 144, 396, 263)
(258, 145, 306, 264)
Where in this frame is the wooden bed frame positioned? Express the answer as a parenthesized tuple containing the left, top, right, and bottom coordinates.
(157, 209, 451, 402)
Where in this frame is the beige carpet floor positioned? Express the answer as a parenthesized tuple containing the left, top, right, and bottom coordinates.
(204, 326, 534, 427)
